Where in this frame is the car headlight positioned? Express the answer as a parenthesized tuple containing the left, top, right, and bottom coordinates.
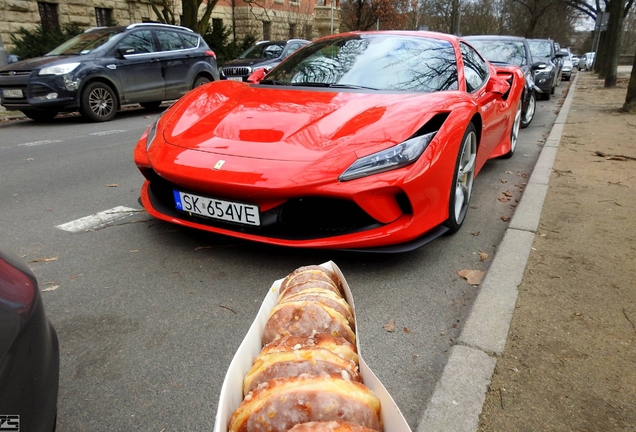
(146, 119, 159, 150)
(39, 62, 81, 76)
(339, 132, 437, 182)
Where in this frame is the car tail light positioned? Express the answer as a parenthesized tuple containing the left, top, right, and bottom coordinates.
(205, 50, 217, 59)
(0, 257, 36, 317)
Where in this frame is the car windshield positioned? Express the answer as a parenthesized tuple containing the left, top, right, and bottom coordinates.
(528, 40, 552, 58)
(468, 40, 527, 66)
(239, 42, 285, 59)
(47, 28, 124, 56)
(263, 34, 459, 92)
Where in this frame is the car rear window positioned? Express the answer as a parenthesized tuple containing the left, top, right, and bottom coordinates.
(157, 30, 185, 51)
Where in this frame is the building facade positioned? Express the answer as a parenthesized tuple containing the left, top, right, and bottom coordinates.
(0, 0, 340, 53)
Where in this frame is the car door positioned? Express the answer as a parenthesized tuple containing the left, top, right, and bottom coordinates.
(155, 29, 194, 99)
(460, 43, 506, 170)
(114, 29, 165, 104)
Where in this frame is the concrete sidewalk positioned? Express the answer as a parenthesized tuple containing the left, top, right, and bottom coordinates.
(418, 71, 582, 432)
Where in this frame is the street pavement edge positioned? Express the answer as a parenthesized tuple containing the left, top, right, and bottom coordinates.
(417, 74, 580, 432)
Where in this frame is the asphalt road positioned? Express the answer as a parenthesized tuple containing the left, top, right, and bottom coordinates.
(0, 82, 570, 431)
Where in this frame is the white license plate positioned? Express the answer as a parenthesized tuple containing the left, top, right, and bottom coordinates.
(2, 89, 23, 98)
(227, 76, 243, 82)
(174, 191, 260, 226)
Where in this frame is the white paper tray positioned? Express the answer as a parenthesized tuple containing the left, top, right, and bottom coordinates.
(213, 261, 412, 432)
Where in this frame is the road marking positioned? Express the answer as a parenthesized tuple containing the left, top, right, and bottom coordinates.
(56, 206, 141, 233)
(18, 139, 63, 147)
(89, 130, 127, 136)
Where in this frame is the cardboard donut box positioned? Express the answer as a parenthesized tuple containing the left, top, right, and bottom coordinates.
(213, 261, 412, 432)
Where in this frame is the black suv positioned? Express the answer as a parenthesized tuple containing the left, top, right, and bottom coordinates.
(0, 23, 219, 122)
(220, 39, 309, 82)
(527, 38, 565, 100)
(465, 35, 540, 128)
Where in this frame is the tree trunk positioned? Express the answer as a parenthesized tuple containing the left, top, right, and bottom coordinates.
(596, 30, 608, 77)
(604, 0, 624, 87)
(622, 50, 636, 112)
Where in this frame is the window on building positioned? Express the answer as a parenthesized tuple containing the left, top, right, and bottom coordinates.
(289, 23, 297, 39)
(212, 18, 223, 32)
(38, 2, 59, 32)
(317, 0, 326, 5)
(263, 21, 271, 40)
(95, 8, 113, 27)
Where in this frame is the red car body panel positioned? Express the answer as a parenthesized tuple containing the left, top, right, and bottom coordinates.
(134, 31, 525, 251)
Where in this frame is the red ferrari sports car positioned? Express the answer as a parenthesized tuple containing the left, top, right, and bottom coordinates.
(134, 31, 524, 252)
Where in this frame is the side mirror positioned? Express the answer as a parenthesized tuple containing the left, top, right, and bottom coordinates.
(117, 46, 135, 59)
(531, 62, 548, 71)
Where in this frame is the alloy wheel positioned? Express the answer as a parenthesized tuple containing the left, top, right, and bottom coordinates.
(453, 129, 477, 224)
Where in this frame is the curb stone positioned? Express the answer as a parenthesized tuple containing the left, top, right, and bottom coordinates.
(418, 73, 580, 432)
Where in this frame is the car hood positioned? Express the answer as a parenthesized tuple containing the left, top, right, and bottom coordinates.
(0, 54, 89, 72)
(161, 81, 457, 162)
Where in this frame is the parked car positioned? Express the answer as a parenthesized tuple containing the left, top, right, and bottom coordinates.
(220, 39, 309, 82)
(134, 31, 525, 252)
(580, 52, 596, 71)
(465, 35, 539, 128)
(571, 55, 580, 69)
(0, 248, 59, 431)
(0, 23, 219, 122)
(528, 38, 564, 100)
(560, 50, 575, 81)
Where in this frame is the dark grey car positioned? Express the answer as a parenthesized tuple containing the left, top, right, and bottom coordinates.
(220, 39, 309, 82)
(527, 38, 564, 100)
(465, 35, 539, 128)
(0, 23, 219, 122)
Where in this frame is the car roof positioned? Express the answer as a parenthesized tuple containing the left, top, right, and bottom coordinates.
(464, 35, 527, 42)
(85, 23, 195, 34)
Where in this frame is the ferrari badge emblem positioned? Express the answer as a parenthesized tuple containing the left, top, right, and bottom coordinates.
(214, 160, 226, 170)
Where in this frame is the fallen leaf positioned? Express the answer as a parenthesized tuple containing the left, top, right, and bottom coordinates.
(105, 184, 119, 187)
(498, 197, 510, 202)
(505, 170, 513, 174)
(30, 257, 59, 263)
(457, 269, 485, 285)
(502, 190, 513, 197)
(479, 252, 489, 261)
(383, 320, 395, 332)
(501, 179, 507, 183)
(471, 231, 480, 236)
(403, 327, 410, 333)
(27, 158, 34, 161)
(41, 285, 59, 292)
(501, 216, 511, 221)
(129, 250, 139, 253)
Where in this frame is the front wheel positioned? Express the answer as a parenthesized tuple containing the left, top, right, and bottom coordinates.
(80, 82, 117, 122)
(501, 100, 522, 159)
(443, 122, 477, 234)
(520, 92, 536, 129)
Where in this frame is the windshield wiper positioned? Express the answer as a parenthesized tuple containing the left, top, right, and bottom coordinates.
(289, 82, 378, 90)
(258, 79, 289, 86)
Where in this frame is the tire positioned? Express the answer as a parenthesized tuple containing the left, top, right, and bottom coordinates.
(550, 85, 555, 95)
(520, 92, 536, 129)
(140, 101, 162, 110)
(193, 76, 211, 89)
(543, 90, 551, 101)
(501, 100, 522, 159)
(22, 110, 58, 122)
(443, 122, 477, 234)
(79, 82, 117, 122)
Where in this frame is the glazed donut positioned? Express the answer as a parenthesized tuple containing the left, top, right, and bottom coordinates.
(259, 335, 358, 365)
(262, 301, 356, 345)
(279, 266, 342, 300)
(280, 288, 355, 330)
(228, 375, 382, 432)
(288, 421, 379, 431)
(244, 344, 361, 395)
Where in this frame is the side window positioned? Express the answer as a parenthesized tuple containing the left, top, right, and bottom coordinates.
(460, 42, 489, 93)
(119, 30, 155, 54)
(181, 33, 199, 49)
(285, 43, 301, 57)
(156, 30, 185, 51)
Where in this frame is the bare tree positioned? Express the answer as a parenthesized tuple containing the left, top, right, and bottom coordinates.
(149, 0, 220, 34)
(622, 49, 636, 111)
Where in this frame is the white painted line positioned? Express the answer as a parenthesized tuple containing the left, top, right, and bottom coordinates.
(18, 139, 63, 147)
(56, 206, 140, 233)
(89, 130, 127, 136)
